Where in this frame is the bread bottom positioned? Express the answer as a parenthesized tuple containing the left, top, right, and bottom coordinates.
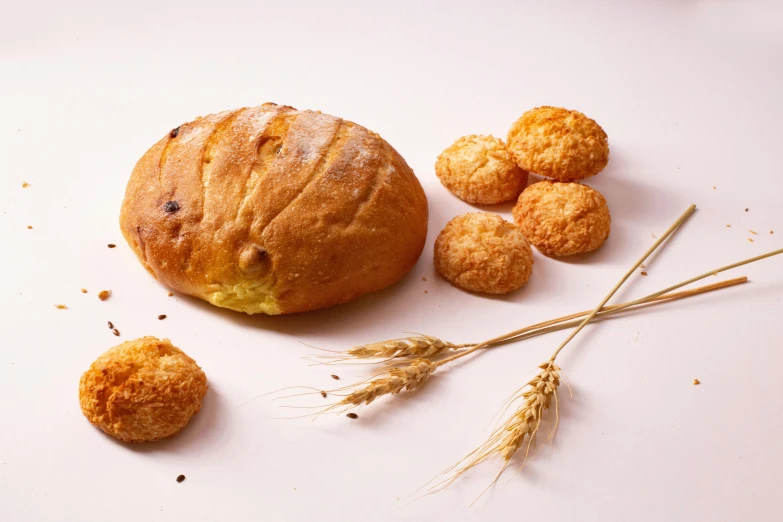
(204, 280, 282, 315)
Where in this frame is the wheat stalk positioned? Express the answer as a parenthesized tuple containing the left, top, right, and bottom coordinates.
(434, 213, 783, 499)
(429, 205, 698, 496)
(316, 277, 746, 365)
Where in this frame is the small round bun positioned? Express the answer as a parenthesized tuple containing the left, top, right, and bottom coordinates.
(513, 181, 610, 257)
(435, 135, 528, 204)
(507, 106, 609, 181)
(434, 212, 533, 294)
(79, 337, 208, 442)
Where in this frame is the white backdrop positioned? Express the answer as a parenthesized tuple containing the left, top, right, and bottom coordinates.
(2, 1, 782, 520)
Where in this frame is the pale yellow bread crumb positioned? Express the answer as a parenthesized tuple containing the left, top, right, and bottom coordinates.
(507, 106, 609, 181)
(434, 212, 533, 294)
(435, 135, 528, 204)
(513, 181, 610, 257)
(79, 337, 207, 442)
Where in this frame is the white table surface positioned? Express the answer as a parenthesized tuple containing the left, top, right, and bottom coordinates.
(3, 1, 783, 520)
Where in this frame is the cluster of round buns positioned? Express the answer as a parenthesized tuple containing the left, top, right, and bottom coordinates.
(434, 106, 611, 294)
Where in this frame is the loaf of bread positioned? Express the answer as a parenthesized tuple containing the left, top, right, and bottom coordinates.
(120, 103, 428, 315)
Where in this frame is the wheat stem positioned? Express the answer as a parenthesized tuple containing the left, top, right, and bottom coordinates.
(549, 203, 697, 361)
(434, 275, 746, 368)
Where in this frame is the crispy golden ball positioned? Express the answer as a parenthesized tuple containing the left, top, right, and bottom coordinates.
(434, 212, 533, 294)
(435, 135, 528, 204)
(512, 181, 610, 257)
(79, 337, 208, 443)
(506, 106, 609, 181)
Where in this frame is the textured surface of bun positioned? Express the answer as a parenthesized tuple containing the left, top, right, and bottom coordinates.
(79, 337, 207, 443)
(120, 104, 428, 314)
(435, 135, 527, 204)
(506, 106, 609, 181)
(434, 212, 533, 294)
(512, 181, 610, 257)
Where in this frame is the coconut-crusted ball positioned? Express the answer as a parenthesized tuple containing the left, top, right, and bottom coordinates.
(79, 337, 208, 442)
(435, 135, 528, 204)
(434, 212, 533, 294)
(506, 106, 609, 181)
(512, 181, 610, 257)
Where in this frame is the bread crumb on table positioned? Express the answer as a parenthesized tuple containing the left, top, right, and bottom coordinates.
(158, 314, 167, 320)
(726, 224, 731, 228)
(98, 290, 111, 301)
(167, 292, 174, 297)
(640, 271, 648, 276)
(748, 238, 755, 243)
(749, 230, 758, 235)
(346, 413, 358, 419)
(27, 225, 33, 229)
(107, 244, 116, 248)
(54, 304, 68, 310)
(331, 374, 340, 380)
(22, 181, 29, 188)
(176, 475, 186, 483)
(112, 328, 120, 336)
(693, 379, 700, 385)
(80, 288, 87, 293)
(421, 276, 427, 281)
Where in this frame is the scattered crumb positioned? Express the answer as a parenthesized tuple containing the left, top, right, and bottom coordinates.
(107, 321, 114, 329)
(421, 276, 427, 281)
(346, 413, 358, 419)
(424, 290, 428, 294)
(749, 230, 758, 235)
(712, 186, 716, 190)
(331, 374, 340, 380)
(112, 328, 120, 336)
(640, 271, 648, 276)
(158, 314, 167, 320)
(167, 292, 174, 297)
(98, 290, 111, 301)
(80, 288, 87, 293)
(726, 224, 731, 228)
(22, 181, 29, 188)
(771, 230, 774, 234)
(640, 263, 646, 269)
(320, 391, 327, 398)
(748, 238, 755, 243)
(693, 379, 700, 385)
(745, 208, 749, 212)
(651, 233, 657, 239)
(26, 225, 33, 229)
(107, 244, 116, 248)
(176, 475, 185, 483)
(54, 304, 68, 310)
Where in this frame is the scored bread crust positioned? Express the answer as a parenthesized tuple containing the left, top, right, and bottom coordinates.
(120, 103, 428, 315)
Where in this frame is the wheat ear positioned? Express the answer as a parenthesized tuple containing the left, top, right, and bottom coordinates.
(433, 204, 697, 496)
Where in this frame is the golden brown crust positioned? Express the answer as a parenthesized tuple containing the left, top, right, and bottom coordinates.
(435, 135, 527, 204)
(434, 213, 533, 295)
(120, 103, 428, 315)
(506, 106, 609, 181)
(78, 337, 207, 442)
(512, 181, 610, 257)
